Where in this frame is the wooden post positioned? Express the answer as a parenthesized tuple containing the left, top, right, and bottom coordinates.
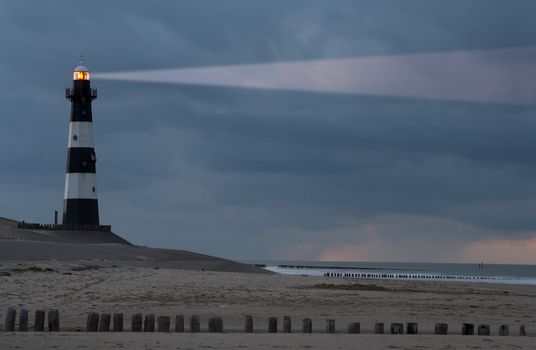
(499, 325, 509, 336)
(374, 322, 384, 334)
(477, 324, 490, 336)
(19, 309, 28, 331)
(390, 323, 403, 334)
(131, 313, 142, 332)
(208, 317, 223, 333)
(158, 316, 170, 332)
(519, 325, 526, 336)
(98, 313, 111, 332)
(347, 322, 360, 334)
(86, 312, 99, 332)
(268, 317, 277, 333)
(283, 316, 292, 333)
(461, 323, 474, 335)
(175, 315, 184, 333)
(48, 309, 59, 332)
(143, 314, 155, 332)
(208, 317, 217, 332)
(215, 317, 223, 333)
(113, 313, 123, 332)
(4, 308, 16, 331)
(244, 315, 253, 333)
(302, 318, 312, 333)
(325, 319, 335, 334)
(190, 315, 200, 333)
(34, 310, 45, 332)
(434, 323, 448, 335)
(406, 322, 418, 334)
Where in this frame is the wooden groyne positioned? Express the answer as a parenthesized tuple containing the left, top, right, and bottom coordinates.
(261, 264, 520, 284)
(1, 308, 531, 336)
(323, 271, 504, 282)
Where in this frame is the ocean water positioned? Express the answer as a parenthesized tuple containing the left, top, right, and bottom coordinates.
(247, 261, 536, 285)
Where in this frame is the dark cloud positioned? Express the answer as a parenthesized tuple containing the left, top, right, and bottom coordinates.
(1, 1, 536, 261)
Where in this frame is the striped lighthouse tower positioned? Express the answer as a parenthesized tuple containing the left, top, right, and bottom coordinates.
(63, 57, 100, 226)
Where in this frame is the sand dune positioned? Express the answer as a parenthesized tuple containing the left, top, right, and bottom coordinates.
(0, 216, 263, 273)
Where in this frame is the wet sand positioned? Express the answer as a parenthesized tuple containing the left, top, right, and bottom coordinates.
(2, 333, 535, 350)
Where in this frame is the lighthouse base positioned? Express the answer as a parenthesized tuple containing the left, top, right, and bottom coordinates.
(63, 198, 99, 225)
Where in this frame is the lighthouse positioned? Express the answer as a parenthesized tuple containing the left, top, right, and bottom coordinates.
(63, 57, 100, 225)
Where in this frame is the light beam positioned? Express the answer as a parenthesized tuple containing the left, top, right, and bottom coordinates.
(94, 47, 536, 104)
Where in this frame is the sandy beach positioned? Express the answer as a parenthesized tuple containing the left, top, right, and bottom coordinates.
(2, 333, 536, 350)
(1, 261, 535, 349)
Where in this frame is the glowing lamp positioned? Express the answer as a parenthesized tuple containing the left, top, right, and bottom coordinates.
(73, 71, 90, 80)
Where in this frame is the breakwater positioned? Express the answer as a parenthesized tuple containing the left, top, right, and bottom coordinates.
(1, 308, 529, 336)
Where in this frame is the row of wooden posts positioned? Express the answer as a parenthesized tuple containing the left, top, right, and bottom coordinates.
(3, 308, 528, 336)
(3, 308, 58, 332)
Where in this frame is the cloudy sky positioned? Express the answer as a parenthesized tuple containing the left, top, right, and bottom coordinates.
(1, 1, 536, 263)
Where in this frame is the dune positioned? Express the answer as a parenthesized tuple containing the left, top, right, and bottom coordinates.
(0, 216, 264, 273)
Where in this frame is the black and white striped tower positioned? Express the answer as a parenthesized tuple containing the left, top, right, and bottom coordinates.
(63, 57, 99, 225)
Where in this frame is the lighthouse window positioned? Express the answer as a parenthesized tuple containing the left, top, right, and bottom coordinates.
(92, 186, 95, 193)
(74, 71, 90, 81)
(72, 135, 78, 141)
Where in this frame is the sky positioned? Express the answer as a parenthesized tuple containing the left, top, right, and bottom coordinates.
(1, 1, 536, 263)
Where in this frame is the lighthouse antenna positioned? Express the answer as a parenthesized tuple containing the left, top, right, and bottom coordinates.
(79, 54, 85, 66)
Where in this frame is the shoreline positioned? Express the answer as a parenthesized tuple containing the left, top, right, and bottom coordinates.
(259, 262, 536, 286)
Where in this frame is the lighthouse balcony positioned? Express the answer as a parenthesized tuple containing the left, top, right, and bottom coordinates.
(65, 88, 73, 99)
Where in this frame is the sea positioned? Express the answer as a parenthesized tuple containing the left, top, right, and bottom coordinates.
(244, 261, 536, 285)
